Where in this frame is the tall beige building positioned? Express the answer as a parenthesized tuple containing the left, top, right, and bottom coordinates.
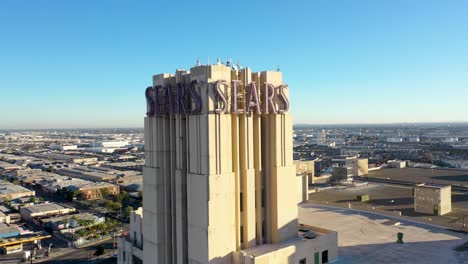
(140, 62, 337, 264)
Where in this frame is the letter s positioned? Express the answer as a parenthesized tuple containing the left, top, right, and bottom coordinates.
(278, 84, 290, 114)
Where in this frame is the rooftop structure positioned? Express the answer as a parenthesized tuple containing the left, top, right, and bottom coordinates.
(414, 183, 452, 216)
(0, 180, 35, 200)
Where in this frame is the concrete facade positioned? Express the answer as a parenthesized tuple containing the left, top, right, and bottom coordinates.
(140, 64, 337, 264)
(295, 160, 315, 184)
(118, 208, 143, 264)
(414, 184, 451, 216)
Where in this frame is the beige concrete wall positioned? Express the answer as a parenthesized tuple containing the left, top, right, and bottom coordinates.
(238, 232, 338, 264)
(440, 186, 452, 215)
(356, 158, 369, 176)
(295, 160, 315, 184)
(414, 185, 451, 216)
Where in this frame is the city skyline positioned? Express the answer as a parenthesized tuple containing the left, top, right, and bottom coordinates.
(2, 0, 468, 129)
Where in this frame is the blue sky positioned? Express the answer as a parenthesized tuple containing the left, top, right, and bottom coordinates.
(1, 0, 467, 129)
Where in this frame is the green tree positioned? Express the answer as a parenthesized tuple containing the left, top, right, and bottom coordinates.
(29, 197, 36, 203)
(112, 202, 122, 211)
(76, 229, 86, 239)
(3, 198, 11, 207)
(124, 206, 134, 218)
(101, 188, 111, 197)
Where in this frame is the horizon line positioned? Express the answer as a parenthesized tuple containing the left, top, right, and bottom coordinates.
(2, 121, 468, 131)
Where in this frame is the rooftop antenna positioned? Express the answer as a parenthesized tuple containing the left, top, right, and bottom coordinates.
(216, 58, 221, 65)
(277, 65, 280, 72)
(196, 58, 201, 66)
(237, 60, 243, 70)
(207, 56, 210, 65)
(226, 58, 232, 67)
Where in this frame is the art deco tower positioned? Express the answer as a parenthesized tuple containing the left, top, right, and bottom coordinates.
(143, 63, 298, 264)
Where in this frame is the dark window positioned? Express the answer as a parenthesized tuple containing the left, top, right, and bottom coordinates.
(322, 250, 329, 263)
(133, 255, 143, 264)
(123, 251, 126, 261)
(299, 258, 306, 264)
(240, 226, 244, 244)
(240, 193, 243, 212)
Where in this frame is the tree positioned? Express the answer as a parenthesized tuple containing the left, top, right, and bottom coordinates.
(124, 206, 134, 218)
(94, 245, 105, 257)
(101, 188, 111, 197)
(76, 229, 86, 239)
(3, 198, 11, 207)
(29, 197, 36, 203)
(112, 202, 122, 211)
(137, 190, 143, 199)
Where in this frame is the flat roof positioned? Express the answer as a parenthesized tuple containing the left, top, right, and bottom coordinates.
(0, 180, 34, 195)
(416, 183, 451, 189)
(21, 203, 69, 214)
(367, 167, 468, 186)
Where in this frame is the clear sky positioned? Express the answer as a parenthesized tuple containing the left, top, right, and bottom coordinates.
(1, 0, 468, 129)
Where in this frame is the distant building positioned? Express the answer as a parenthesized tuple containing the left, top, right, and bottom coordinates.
(387, 137, 403, 143)
(295, 160, 315, 184)
(50, 144, 78, 151)
(0, 224, 19, 239)
(0, 162, 22, 172)
(388, 160, 407, 169)
(0, 180, 35, 200)
(414, 183, 451, 216)
(90, 141, 129, 148)
(331, 157, 368, 182)
(56, 166, 119, 182)
(19, 203, 75, 221)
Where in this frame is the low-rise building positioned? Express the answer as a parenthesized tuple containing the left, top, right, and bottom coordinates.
(388, 160, 407, 169)
(414, 183, 451, 216)
(19, 203, 75, 221)
(56, 166, 119, 182)
(0, 180, 35, 200)
(38, 213, 104, 231)
(0, 224, 19, 239)
(0, 162, 22, 172)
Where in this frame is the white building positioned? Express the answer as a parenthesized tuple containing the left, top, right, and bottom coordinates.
(118, 208, 143, 264)
(387, 137, 403, 143)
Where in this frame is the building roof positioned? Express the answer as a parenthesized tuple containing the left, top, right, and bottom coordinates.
(20, 203, 69, 214)
(416, 183, 451, 189)
(0, 180, 34, 196)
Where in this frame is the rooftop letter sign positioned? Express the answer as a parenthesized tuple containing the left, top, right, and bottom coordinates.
(145, 80, 289, 116)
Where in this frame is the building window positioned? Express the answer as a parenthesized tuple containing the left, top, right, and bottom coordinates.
(240, 226, 244, 244)
(322, 250, 328, 263)
(240, 193, 243, 212)
(123, 251, 126, 261)
(299, 258, 306, 264)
